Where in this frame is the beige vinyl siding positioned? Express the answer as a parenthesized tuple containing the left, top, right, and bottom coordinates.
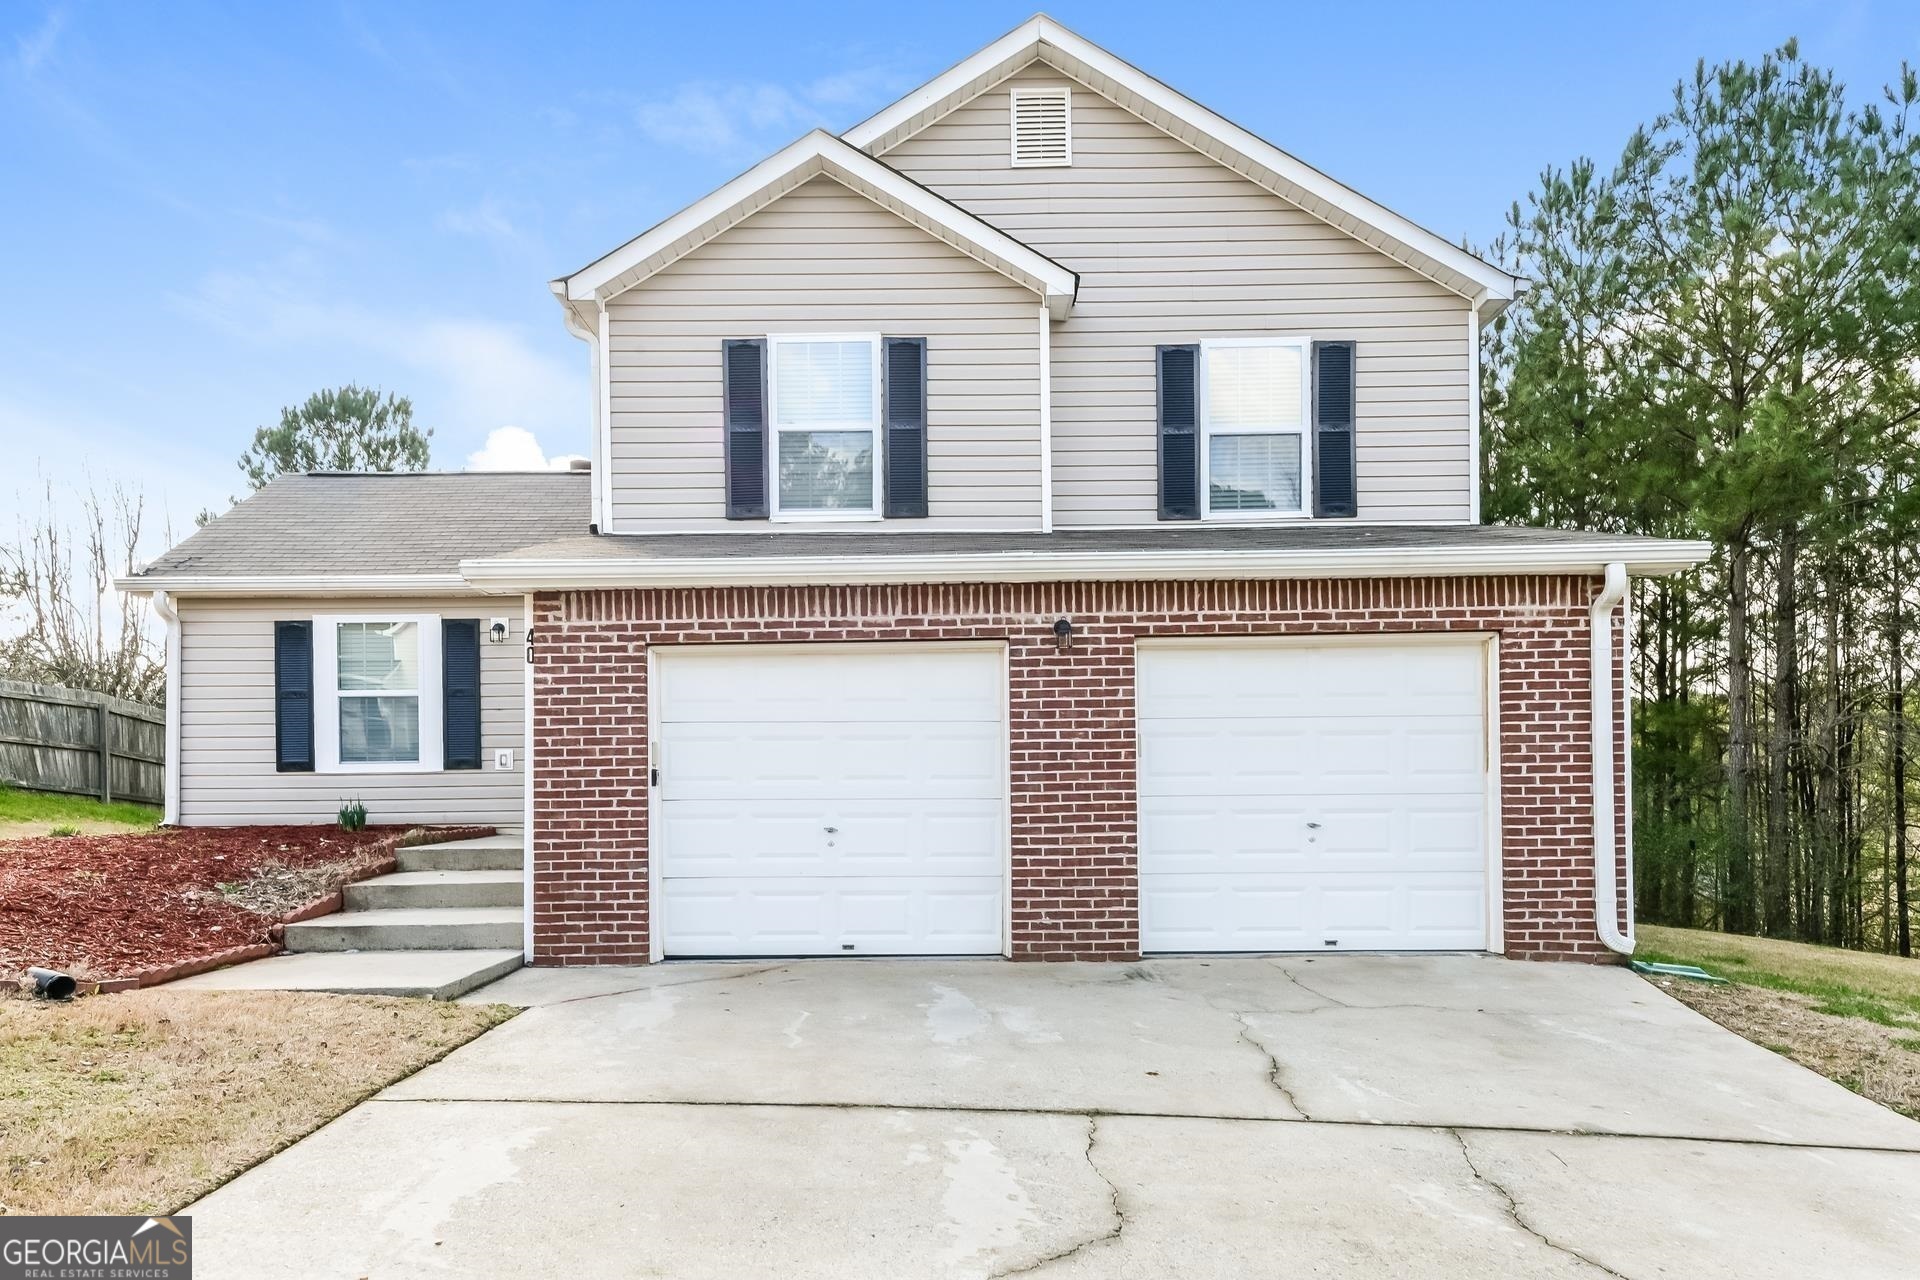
(882, 65, 1474, 525)
(607, 175, 1043, 532)
(177, 597, 524, 827)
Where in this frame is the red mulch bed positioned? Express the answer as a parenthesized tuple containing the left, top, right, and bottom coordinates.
(0, 826, 418, 981)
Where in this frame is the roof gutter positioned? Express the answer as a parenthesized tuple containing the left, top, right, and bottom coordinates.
(1591, 561, 1634, 956)
(114, 573, 472, 597)
(456, 539, 1713, 593)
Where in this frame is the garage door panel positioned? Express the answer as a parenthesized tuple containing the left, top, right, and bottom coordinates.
(1141, 718, 1481, 797)
(1141, 801, 1311, 876)
(659, 647, 1005, 958)
(662, 722, 1002, 800)
(662, 798, 1002, 879)
(661, 876, 1002, 957)
(1139, 642, 1489, 953)
(1138, 645, 1483, 721)
(1138, 722, 1314, 793)
(659, 651, 1001, 724)
(1137, 650, 1315, 720)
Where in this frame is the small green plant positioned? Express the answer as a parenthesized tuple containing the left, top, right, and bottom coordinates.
(337, 799, 368, 832)
(47, 824, 80, 837)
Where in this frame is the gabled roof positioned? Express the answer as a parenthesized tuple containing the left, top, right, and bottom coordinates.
(555, 129, 1079, 317)
(843, 15, 1522, 312)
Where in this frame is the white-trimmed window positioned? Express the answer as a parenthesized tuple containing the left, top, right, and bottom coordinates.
(1201, 337, 1312, 519)
(769, 333, 882, 519)
(314, 615, 443, 772)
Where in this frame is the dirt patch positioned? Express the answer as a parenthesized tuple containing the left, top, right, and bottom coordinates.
(0, 986, 515, 1215)
(1652, 977, 1920, 1119)
(0, 826, 415, 981)
(207, 852, 391, 918)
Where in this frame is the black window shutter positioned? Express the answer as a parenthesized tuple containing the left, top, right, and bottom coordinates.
(442, 619, 482, 771)
(723, 338, 769, 519)
(1312, 341, 1358, 518)
(273, 621, 314, 773)
(1157, 344, 1200, 520)
(883, 337, 928, 518)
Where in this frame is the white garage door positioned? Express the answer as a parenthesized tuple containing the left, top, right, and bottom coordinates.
(1139, 639, 1491, 953)
(655, 646, 1004, 957)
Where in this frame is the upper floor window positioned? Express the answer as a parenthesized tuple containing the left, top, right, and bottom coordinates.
(1202, 338, 1311, 518)
(1010, 86, 1071, 167)
(770, 334, 882, 519)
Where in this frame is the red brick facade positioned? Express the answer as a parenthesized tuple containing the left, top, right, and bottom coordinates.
(529, 575, 1628, 965)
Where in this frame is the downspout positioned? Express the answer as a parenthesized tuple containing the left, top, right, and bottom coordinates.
(555, 294, 605, 533)
(1467, 293, 1484, 525)
(151, 589, 181, 827)
(1038, 302, 1053, 533)
(1591, 562, 1632, 954)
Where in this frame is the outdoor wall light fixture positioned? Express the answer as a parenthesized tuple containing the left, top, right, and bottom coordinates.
(1053, 617, 1074, 651)
(488, 619, 509, 644)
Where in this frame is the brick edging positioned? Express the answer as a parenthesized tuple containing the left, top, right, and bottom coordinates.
(90, 824, 499, 994)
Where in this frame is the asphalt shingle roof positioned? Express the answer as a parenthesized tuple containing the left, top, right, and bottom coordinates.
(130, 472, 1698, 584)
(131, 472, 592, 579)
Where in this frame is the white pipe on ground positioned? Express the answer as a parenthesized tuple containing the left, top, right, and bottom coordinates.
(1590, 562, 1633, 954)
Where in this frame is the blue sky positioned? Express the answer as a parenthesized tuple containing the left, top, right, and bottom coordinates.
(2, 0, 1912, 550)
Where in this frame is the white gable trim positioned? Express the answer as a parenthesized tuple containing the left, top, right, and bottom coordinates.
(843, 16, 1521, 311)
(556, 129, 1078, 317)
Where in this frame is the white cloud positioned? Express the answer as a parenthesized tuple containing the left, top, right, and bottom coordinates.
(438, 198, 538, 254)
(14, 5, 66, 75)
(633, 81, 819, 154)
(628, 62, 913, 156)
(175, 268, 586, 459)
(465, 426, 585, 472)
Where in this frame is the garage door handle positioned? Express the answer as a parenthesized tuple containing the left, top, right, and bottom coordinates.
(824, 826, 838, 834)
(1305, 821, 1322, 829)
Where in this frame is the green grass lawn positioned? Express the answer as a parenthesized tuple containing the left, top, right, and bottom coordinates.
(0, 785, 162, 838)
(1638, 923, 1920, 1032)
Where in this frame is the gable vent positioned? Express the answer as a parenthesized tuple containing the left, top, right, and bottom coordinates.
(1010, 86, 1071, 167)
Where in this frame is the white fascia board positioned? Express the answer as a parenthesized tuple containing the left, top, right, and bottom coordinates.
(842, 16, 1518, 306)
(560, 129, 1076, 314)
(458, 540, 1714, 592)
(114, 573, 474, 597)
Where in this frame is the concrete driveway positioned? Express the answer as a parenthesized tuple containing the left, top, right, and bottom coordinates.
(188, 956, 1920, 1278)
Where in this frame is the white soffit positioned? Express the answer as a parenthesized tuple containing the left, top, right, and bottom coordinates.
(557, 130, 1078, 317)
(842, 16, 1521, 310)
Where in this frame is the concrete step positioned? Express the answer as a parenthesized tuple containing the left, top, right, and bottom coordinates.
(345, 869, 523, 911)
(399, 834, 523, 873)
(169, 950, 525, 1001)
(283, 907, 523, 953)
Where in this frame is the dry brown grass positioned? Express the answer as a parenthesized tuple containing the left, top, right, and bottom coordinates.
(0, 987, 514, 1216)
(1651, 978, 1920, 1119)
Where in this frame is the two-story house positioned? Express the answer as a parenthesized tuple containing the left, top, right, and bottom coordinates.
(124, 16, 1709, 978)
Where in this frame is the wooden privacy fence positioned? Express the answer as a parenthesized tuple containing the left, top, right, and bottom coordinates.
(0, 678, 164, 807)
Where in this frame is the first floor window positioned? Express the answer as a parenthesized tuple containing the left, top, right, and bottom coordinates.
(314, 615, 443, 771)
(1202, 338, 1310, 517)
(770, 334, 880, 516)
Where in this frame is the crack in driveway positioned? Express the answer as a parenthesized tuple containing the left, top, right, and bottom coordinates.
(535, 964, 792, 1008)
(1451, 1129, 1632, 1279)
(1269, 962, 1354, 1008)
(1230, 1011, 1310, 1119)
(991, 1116, 1125, 1278)
(368, 1096, 1920, 1156)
